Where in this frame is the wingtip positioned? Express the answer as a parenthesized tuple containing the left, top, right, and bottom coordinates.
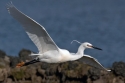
(105, 69, 111, 72)
(6, 1, 14, 9)
(107, 69, 111, 72)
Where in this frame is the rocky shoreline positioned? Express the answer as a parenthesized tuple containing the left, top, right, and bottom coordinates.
(0, 49, 125, 83)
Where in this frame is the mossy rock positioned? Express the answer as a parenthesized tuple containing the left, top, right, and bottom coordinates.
(59, 61, 90, 78)
(66, 64, 89, 78)
(11, 68, 25, 80)
(0, 65, 5, 68)
(0, 58, 7, 68)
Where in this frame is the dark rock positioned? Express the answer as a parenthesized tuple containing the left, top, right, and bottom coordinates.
(17, 81, 32, 83)
(0, 49, 124, 83)
(0, 50, 6, 58)
(88, 67, 101, 81)
(0, 56, 10, 68)
(24, 66, 37, 79)
(19, 49, 32, 62)
(4, 56, 10, 64)
(31, 75, 42, 83)
(37, 67, 46, 77)
(8, 56, 20, 67)
(0, 58, 7, 68)
(10, 68, 25, 80)
(112, 61, 125, 77)
(112, 77, 124, 83)
(0, 68, 8, 82)
(45, 63, 58, 76)
(40, 63, 50, 70)
(6, 78, 12, 83)
(58, 61, 90, 79)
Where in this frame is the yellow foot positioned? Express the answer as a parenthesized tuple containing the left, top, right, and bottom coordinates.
(16, 62, 25, 68)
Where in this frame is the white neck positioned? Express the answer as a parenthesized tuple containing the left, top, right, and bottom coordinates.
(77, 44, 85, 55)
(70, 44, 85, 61)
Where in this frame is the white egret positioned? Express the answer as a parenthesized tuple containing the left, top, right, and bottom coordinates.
(7, 3, 110, 71)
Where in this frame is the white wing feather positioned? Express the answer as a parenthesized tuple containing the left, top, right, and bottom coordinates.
(79, 55, 111, 71)
(7, 3, 59, 53)
(26, 32, 43, 52)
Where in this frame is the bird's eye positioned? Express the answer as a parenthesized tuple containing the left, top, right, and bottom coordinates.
(87, 44, 89, 46)
(87, 44, 92, 47)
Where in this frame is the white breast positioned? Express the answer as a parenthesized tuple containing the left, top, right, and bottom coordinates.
(58, 49, 71, 62)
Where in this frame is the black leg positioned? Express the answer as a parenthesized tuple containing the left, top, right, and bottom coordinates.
(24, 59, 40, 66)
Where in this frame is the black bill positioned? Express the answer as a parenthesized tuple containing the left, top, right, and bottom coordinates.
(92, 46, 102, 50)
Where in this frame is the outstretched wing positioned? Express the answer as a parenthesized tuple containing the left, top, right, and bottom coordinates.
(79, 55, 111, 71)
(7, 2, 59, 53)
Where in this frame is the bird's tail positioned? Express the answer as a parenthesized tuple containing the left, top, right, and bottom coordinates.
(28, 52, 40, 60)
(29, 52, 40, 56)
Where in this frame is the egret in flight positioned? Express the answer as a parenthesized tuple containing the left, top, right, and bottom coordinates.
(7, 3, 110, 71)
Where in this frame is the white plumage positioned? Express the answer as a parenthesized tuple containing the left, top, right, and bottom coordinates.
(7, 2, 110, 71)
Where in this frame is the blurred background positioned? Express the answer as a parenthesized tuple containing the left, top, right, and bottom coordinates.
(0, 0, 125, 67)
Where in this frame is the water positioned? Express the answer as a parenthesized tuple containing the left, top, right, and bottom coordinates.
(0, 0, 125, 67)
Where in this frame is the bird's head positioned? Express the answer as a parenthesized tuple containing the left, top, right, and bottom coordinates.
(82, 42, 102, 50)
(71, 40, 102, 50)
